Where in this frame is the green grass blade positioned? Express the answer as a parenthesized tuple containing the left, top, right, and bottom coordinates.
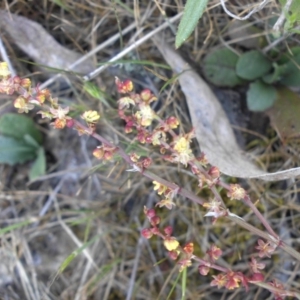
(181, 267, 187, 300)
(166, 270, 181, 300)
(0, 219, 32, 235)
(175, 0, 209, 48)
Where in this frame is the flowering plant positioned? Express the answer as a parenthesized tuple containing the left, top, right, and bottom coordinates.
(1, 61, 300, 299)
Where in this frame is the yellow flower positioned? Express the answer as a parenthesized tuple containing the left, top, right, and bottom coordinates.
(172, 136, 193, 166)
(118, 96, 135, 109)
(164, 237, 179, 251)
(0, 62, 10, 77)
(227, 184, 247, 200)
(81, 110, 100, 123)
(153, 181, 167, 195)
(14, 96, 34, 113)
(135, 104, 154, 127)
(156, 198, 176, 210)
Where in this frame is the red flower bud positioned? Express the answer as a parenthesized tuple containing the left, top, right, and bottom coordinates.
(115, 77, 134, 93)
(198, 264, 210, 276)
(208, 166, 220, 179)
(150, 215, 161, 226)
(249, 273, 264, 282)
(151, 227, 160, 235)
(145, 208, 156, 218)
(168, 250, 179, 260)
(140, 89, 152, 101)
(164, 226, 173, 236)
(141, 228, 153, 239)
(66, 118, 75, 128)
(183, 242, 194, 254)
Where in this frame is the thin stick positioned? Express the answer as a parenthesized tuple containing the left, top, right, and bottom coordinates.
(39, 23, 136, 90)
(220, 0, 270, 21)
(82, 13, 182, 81)
(273, 0, 294, 32)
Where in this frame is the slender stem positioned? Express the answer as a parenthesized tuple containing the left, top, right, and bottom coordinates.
(73, 120, 300, 262)
(243, 195, 279, 239)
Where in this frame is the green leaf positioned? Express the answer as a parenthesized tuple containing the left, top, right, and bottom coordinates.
(58, 235, 99, 274)
(279, 0, 300, 19)
(0, 136, 37, 165)
(203, 48, 244, 87)
(278, 47, 300, 64)
(159, 72, 182, 93)
(0, 113, 42, 144)
(0, 219, 32, 235)
(175, 0, 209, 48)
(246, 81, 277, 112)
(262, 63, 288, 84)
(83, 82, 111, 107)
(278, 51, 300, 86)
(236, 50, 272, 80)
(167, 271, 181, 300)
(29, 147, 46, 181)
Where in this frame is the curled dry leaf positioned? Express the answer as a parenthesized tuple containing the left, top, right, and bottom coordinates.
(153, 36, 300, 181)
(0, 10, 93, 74)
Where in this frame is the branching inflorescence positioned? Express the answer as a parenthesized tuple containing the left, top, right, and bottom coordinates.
(0, 61, 299, 299)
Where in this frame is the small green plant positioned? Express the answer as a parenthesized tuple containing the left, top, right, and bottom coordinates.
(0, 112, 46, 180)
(279, 0, 300, 34)
(203, 47, 300, 112)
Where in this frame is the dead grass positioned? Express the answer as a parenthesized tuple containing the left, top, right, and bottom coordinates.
(0, 0, 300, 299)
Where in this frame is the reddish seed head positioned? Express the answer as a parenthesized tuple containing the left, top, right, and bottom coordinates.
(140, 89, 152, 101)
(198, 264, 210, 276)
(168, 250, 179, 260)
(249, 273, 264, 282)
(141, 228, 153, 239)
(165, 116, 179, 129)
(142, 157, 152, 168)
(150, 215, 161, 226)
(164, 226, 173, 236)
(66, 118, 75, 128)
(145, 208, 156, 218)
(208, 166, 220, 179)
(183, 242, 194, 255)
(115, 77, 134, 93)
(151, 227, 160, 235)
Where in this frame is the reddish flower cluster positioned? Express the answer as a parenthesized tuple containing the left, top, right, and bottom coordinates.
(0, 62, 294, 300)
(0, 62, 102, 132)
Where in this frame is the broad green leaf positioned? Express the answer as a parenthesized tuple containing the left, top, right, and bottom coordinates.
(175, 0, 209, 48)
(29, 147, 46, 180)
(246, 81, 277, 112)
(0, 136, 37, 165)
(23, 134, 40, 149)
(203, 48, 244, 87)
(236, 50, 272, 80)
(267, 87, 300, 141)
(0, 113, 42, 144)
